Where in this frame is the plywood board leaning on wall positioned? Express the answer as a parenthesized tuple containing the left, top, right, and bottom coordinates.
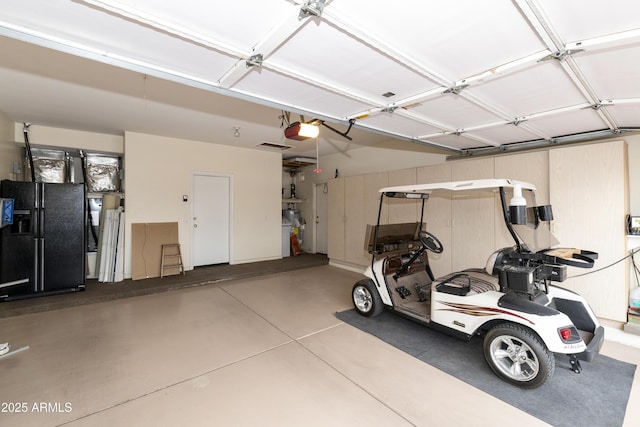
(131, 222, 179, 280)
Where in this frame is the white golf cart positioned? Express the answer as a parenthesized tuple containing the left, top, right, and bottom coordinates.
(351, 179, 603, 389)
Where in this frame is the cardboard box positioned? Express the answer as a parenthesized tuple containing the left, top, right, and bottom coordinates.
(131, 222, 179, 280)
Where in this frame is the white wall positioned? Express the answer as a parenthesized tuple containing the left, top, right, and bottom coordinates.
(123, 132, 282, 278)
(14, 124, 124, 154)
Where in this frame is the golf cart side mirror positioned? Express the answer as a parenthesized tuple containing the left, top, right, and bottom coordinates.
(509, 184, 526, 225)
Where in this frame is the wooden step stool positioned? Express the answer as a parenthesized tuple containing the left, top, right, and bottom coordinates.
(160, 243, 185, 278)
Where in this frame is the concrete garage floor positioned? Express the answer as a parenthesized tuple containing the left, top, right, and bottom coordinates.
(1, 263, 639, 426)
(0, 253, 328, 318)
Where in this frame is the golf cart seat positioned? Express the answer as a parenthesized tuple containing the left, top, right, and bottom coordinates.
(432, 248, 513, 296)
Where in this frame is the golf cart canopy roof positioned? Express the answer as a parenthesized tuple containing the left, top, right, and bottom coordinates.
(379, 179, 536, 198)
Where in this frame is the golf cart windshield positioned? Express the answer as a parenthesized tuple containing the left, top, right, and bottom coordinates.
(377, 179, 559, 254)
(512, 209, 559, 253)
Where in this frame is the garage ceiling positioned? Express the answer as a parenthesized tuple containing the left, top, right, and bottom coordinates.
(1, 0, 640, 159)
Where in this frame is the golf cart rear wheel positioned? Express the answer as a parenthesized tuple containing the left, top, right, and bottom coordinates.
(352, 279, 383, 317)
(483, 323, 555, 389)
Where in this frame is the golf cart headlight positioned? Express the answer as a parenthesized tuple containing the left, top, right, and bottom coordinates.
(509, 183, 527, 225)
(535, 205, 554, 222)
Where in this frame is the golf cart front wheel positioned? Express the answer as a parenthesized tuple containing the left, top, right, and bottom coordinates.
(483, 323, 555, 389)
(352, 279, 383, 317)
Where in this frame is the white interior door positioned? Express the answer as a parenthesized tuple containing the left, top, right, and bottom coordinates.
(193, 174, 230, 266)
(315, 182, 329, 254)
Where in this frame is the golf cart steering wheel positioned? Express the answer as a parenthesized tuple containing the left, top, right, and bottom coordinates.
(419, 230, 443, 254)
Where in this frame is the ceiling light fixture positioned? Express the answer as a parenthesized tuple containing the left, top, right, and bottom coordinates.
(299, 0, 326, 20)
(284, 121, 320, 140)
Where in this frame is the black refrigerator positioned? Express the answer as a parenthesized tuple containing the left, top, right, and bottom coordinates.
(0, 180, 85, 300)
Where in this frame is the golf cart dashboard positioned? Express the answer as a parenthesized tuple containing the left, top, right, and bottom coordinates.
(364, 222, 424, 254)
(383, 252, 429, 276)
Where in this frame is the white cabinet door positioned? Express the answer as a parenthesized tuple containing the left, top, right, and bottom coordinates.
(327, 178, 345, 262)
(365, 172, 389, 227)
(550, 140, 628, 322)
(388, 168, 418, 224)
(494, 151, 550, 250)
(451, 158, 495, 271)
(315, 183, 329, 255)
(345, 175, 366, 266)
(417, 163, 452, 277)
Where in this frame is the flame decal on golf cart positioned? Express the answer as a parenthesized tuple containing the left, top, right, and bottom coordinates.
(436, 301, 535, 325)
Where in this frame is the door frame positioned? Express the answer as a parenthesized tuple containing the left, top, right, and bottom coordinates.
(191, 172, 234, 267)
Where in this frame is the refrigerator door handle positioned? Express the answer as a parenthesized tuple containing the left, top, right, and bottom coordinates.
(39, 238, 45, 292)
(38, 184, 46, 292)
(39, 206, 45, 238)
(39, 205, 45, 292)
(32, 236, 39, 292)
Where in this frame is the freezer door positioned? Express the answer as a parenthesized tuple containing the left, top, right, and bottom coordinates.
(41, 183, 86, 290)
(0, 180, 36, 295)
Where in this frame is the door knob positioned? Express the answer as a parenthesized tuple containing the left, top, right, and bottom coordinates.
(194, 224, 198, 228)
